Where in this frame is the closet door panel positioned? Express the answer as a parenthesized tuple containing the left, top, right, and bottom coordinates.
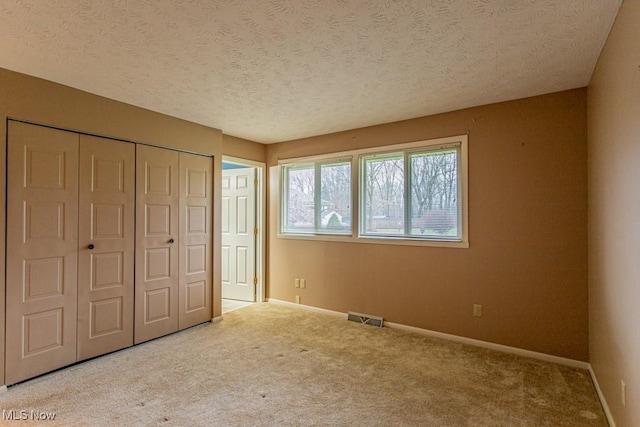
(77, 135, 135, 360)
(6, 121, 79, 385)
(135, 145, 179, 344)
(178, 153, 212, 329)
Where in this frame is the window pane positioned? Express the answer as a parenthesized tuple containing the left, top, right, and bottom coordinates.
(281, 137, 465, 244)
(319, 162, 351, 233)
(409, 149, 459, 238)
(284, 165, 315, 232)
(362, 154, 404, 235)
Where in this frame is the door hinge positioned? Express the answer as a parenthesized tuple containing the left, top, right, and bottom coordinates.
(254, 228, 258, 236)
(253, 277, 258, 285)
(254, 178, 258, 186)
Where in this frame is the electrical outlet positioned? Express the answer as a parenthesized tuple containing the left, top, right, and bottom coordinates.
(300, 279, 306, 289)
(295, 278, 300, 288)
(473, 304, 483, 317)
(621, 380, 626, 407)
(295, 295, 301, 304)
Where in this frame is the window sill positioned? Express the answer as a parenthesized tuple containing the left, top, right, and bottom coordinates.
(277, 233, 469, 248)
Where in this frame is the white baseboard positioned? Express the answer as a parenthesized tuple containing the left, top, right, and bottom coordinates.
(385, 320, 590, 370)
(267, 298, 588, 369)
(267, 298, 616, 424)
(589, 365, 616, 427)
(267, 298, 344, 318)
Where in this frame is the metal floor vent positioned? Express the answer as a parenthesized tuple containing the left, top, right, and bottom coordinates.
(347, 311, 384, 328)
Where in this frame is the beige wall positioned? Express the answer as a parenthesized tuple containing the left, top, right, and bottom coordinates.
(223, 134, 266, 163)
(0, 68, 225, 386)
(267, 89, 589, 361)
(588, 1, 640, 425)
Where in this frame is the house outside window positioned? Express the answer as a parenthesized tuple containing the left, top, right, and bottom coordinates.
(282, 159, 352, 235)
(361, 146, 461, 240)
(279, 135, 468, 248)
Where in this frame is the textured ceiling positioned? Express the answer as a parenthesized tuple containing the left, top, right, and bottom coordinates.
(0, 0, 621, 143)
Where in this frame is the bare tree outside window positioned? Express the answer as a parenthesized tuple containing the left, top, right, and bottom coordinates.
(361, 147, 460, 239)
(281, 136, 465, 244)
(285, 166, 314, 231)
(283, 160, 352, 234)
(319, 162, 351, 231)
(363, 155, 404, 234)
(409, 150, 458, 236)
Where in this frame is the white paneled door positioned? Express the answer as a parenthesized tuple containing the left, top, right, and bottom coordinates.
(221, 168, 256, 302)
(6, 123, 137, 383)
(5, 122, 213, 384)
(6, 122, 80, 384)
(135, 146, 212, 342)
(134, 145, 180, 344)
(178, 152, 212, 329)
(77, 135, 135, 361)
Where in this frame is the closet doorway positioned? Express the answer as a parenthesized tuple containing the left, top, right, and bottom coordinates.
(221, 157, 264, 312)
(4, 120, 213, 384)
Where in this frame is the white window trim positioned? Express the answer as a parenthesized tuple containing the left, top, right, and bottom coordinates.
(280, 156, 353, 236)
(277, 134, 469, 248)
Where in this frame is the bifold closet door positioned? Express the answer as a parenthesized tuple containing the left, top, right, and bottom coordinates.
(178, 152, 212, 329)
(135, 145, 180, 344)
(77, 135, 135, 360)
(6, 121, 79, 385)
(5, 123, 210, 383)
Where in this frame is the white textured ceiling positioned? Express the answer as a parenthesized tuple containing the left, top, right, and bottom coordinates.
(0, 0, 621, 143)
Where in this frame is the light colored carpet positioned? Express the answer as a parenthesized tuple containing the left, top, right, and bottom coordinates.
(222, 299, 254, 314)
(0, 303, 606, 426)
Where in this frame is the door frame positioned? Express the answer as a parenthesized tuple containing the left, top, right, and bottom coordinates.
(222, 156, 265, 303)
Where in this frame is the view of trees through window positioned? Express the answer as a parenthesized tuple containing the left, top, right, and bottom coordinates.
(409, 150, 458, 237)
(285, 165, 315, 231)
(320, 162, 351, 231)
(283, 161, 351, 234)
(281, 140, 463, 242)
(362, 154, 405, 235)
(362, 148, 459, 238)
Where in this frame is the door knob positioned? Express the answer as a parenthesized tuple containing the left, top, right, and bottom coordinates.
(168, 238, 175, 244)
(88, 244, 95, 250)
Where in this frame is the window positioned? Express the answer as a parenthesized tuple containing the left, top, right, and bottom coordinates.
(361, 146, 460, 240)
(279, 135, 467, 247)
(361, 153, 405, 236)
(282, 159, 352, 235)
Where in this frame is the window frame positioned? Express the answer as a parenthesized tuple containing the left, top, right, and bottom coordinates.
(277, 134, 469, 248)
(280, 156, 353, 236)
(360, 144, 462, 241)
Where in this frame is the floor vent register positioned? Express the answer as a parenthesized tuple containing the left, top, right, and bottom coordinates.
(347, 311, 384, 328)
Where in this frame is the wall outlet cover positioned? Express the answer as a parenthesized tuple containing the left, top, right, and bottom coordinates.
(473, 304, 483, 317)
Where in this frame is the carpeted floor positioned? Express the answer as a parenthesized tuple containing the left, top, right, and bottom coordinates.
(222, 298, 254, 314)
(0, 303, 606, 426)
